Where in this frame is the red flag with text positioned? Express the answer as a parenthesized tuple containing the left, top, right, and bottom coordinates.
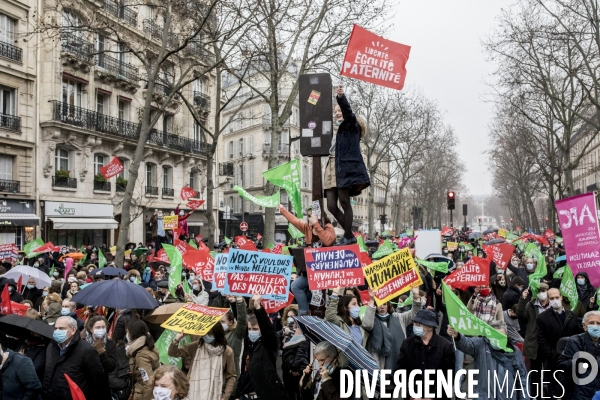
(99, 156, 124, 180)
(34, 242, 59, 254)
(174, 239, 215, 282)
(443, 256, 490, 290)
(482, 243, 515, 270)
(341, 24, 411, 90)
(16, 275, 22, 293)
(441, 226, 453, 236)
(262, 293, 295, 314)
(186, 200, 205, 210)
(235, 236, 258, 252)
(543, 228, 556, 241)
(180, 186, 197, 202)
(256, 233, 262, 241)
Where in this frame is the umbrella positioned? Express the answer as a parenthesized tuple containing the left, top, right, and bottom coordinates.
(134, 247, 149, 257)
(468, 232, 482, 240)
(482, 229, 497, 235)
(59, 252, 85, 262)
(71, 279, 159, 309)
(296, 316, 377, 381)
(144, 303, 185, 324)
(91, 267, 128, 277)
(423, 254, 455, 271)
(0, 314, 55, 339)
(484, 238, 506, 245)
(3, 265, 51, 288)
(555, 255, 566, 262)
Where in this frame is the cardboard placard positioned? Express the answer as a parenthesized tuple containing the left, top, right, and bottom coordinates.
(163, 216, 178, 230)
(161, 304, 228, 336)
(212, 253, 228, 290)
(304, 245, 364, 290)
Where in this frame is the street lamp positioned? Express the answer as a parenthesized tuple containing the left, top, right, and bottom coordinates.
(240, 152, 255, 229)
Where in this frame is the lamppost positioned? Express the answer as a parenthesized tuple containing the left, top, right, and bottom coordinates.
(240, 152, 255, 230)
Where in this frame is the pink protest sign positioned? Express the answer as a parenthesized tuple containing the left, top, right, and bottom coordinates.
(555, 192, 600, 286)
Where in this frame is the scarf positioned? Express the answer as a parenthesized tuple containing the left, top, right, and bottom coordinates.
(85, 331, 107, 347)
(125, 335, 147, 357)
(189, 343, 225, 400)
(474, 295, 497, 324)
(368, 313, 404, 369)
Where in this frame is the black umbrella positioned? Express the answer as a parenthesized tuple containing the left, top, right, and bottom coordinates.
(0, 314, 55, 339)
(91, 267, 128, 277)
(484, 238, 506, 245)
(71, 279, 159, 309)
(468, 232, 482, 240)
(482, 229, 497, 235)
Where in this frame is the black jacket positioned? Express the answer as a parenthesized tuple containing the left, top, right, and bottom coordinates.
(2, 348, 42, 400)
(22, 286, 43, 305)
(300, 366, 356, 400)
(507, 264, 531, 287)
(43, 331, 110, 400)
(517, 297, 547, 359)
(334, 94, 370, 196)
(501, 285, 521, 311)
(558, 332, 600, 400)
(536, 307, 582, 365)
(281, 337, 309, 373)
(396, 333, 455, 400)
(113, 310, 134, 344)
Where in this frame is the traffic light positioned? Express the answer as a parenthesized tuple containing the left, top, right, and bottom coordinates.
(447, 191, 455, 210)
(379, 214, 387, 225)
(478, 217, 482, 225)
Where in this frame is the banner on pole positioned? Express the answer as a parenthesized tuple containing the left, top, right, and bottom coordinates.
(180, 186, 197, 202)
(99, 156, 124, 179)
(212, 253, 228, 290)
(443, 256, 490, 290)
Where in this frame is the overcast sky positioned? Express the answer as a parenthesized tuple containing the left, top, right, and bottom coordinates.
(389, 1, 514, 197)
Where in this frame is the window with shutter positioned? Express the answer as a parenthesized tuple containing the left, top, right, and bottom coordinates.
(249, 162, 254, 187)
(0, 15, 15, 44)
(0, 87, 16, 116)
(249, 135, 254, 153)
(0, 155, 12, 181)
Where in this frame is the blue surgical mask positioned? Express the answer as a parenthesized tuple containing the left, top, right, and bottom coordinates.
(588, 325, 600, 339)
(26, 284, 34, 289)
(61, 308, 70, 316)
(413, 326, 425, 337)
(42, 291, 48, 296)
(248, 331, 260, 342)
(145, 267, 151, 272)
(349, 306, 360, 319)
(53, 329, 68, 344)
(577, 278, 586, 286)
(323, 362, 335, 374)
(287, 317, 294, 324)
(192, 284, 200, 291)
(203, 334, 215, 344)
(376, 313, 390, 321)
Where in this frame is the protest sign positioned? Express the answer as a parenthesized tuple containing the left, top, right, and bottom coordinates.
(155, 329, 191, 369)
(163, 215, 178, 230)
(312, 200, 321, 219)
(98, 249, 107, 268)
(180, 186, 197, 202)
(124, 249, 131, 260)
(446, 242, 458, 252)
(341, 24, 411, 90)
(304, 245, 364, 290)
(262, 293, 295, 314)
(212, 253, 228, 290)
(0, 244, 18, 262)
(224, 249, 293, 301)
(560, 265, 579, 310)
(482, 243, 515, 270)
(443, 256, 490, 290)
(371, 239, 396, 259)
(163, 244, 182, 297)
(555, 192, 600, 286)
(415, 230, 441, 259)
(233, 186, 280, 208)
(98, 156, 124, 179)
(498, 228, 508, 238)
(543, 228, 556, 241)
(186, 200, 205, 210)
(442, 282, 512, 352)
(362, 248, 423, 306)
(161, 304, 228, 336)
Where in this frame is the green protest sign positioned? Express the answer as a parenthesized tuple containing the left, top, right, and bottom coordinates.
(262, 159, 303, 218)
(98, 249, 107, 269)
(553, 266, 565, 279)
(371, 239, 396, 259)
(393, 295, 413, 308)
(78, 245, 88, 266)
(560, 265, 579, 310)
(233, 186, 280, 208)
(23, 239, 44, 259)
(156, 329, 191, 369)
(163, 244, 182, 298)
(357, 235, 368, 252)
(442, 282, 512, 352)
(525, 243, 547, 297)
(416, 258, 449, 274)
(288, 223, 305, 239)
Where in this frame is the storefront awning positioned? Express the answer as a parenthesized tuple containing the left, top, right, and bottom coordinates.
(49, 218, 118, 229)
(0, 213, 40, 226)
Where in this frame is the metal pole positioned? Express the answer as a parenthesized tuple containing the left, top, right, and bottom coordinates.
(241, 156, 245, 235)
(450, 209, 453, 228)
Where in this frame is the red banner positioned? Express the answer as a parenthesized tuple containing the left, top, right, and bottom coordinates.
(443, 256, 490, 290)
(516, 233, 549, 246)
(272, 243, 283, 255)
(153, 249, 171, 264)
(180, 186, 197, 202)
(304, 245, 364, 290)
(543, 228, 556, 241)
(482, 243, 515, 270)
(256, 233, 263, 241)
(174, 239, 215, 282)
(441, 226, 453, 237)
(358, 289, 370, 306)
(341, 24, 411, 90)
(187, 200, 205, 210)
(99, 156, 124, 179)
(34, 242, 59, 254)
(0, 243, 18, 262)
(262, 293, 295, 314)
(235, 236, 258, 252)
(1, 285, 27, 316)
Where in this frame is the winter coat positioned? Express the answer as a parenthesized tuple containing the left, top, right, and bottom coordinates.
(573, 272, 598, 317)
(128, 343, 160, 400)
(280, 207, 336, 246)
(333, 94, 370, 196)
(325, 296, 369, 348)
(536, 307, 582, 365)
(281, 337, 309, 373)
(225, 298, 247, 378)
(1, 348, 42, 400)
(175, 206, 192, 237)
(502, 310, 524, 344)
(517, 297, 547, 359)
(22, 286, 43, 305)
(24, 338, 47, 383)
(507, 264, 531, 287)
(113, 309, 134, 344)
(558, 332, 600, 400)
(455, 335, 531, 400)
(300, 366, 357, 400)
(396, 333, 455, 400)
(43, 331, 110, 400)
(501, 285, 522, 311)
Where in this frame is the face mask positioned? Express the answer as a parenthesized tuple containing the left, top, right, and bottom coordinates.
(287, 317, 294, 324)
(61, 308, 71, 316)
(550, 299, 562, 309)
(53, 329, 68, 344)
(221, 323, 229, 332)
(509, 312, 518, 319)
(497, 269, 504, 275)
(376, 313, 390, 321)
(248, 331, 260, 342)
(43, 291, 48, 296)
(26, 284, 34, 289)
(480, 288, 491, 297)
(335, 120, 342, 126)
(349, 306, 360, 319)
(460, 249, 464, 252)
(517, 286, 524, 293)
(8, 287, 13, 293)
(145, 267, 151, 272)
(53, 272, 59, 277)
(94, 328, 106, 339)
(34, 263, 39, 267)
(203, 334, 215, 344)
(443, 249, 448, 254)
(323, 362, 335, 374)
(68, 277, 77, 283)
(537, 292, 547, 301)
(153, 386, 172, 400)
(413, 326, 425, 337)
(189, 275, 195, 281)
(577, 278, 586, 286)
(499, 281, 506, 287)
(511, 260, 518, 267)
(588, 325, 600, 339)
(129, 276, 136, 282)
(526, 264, 534, 271)
(179, 211, 184, 216)
(192, 284, 200, 291)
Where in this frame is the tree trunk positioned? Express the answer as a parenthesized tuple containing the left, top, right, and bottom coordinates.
(367, 177, 375, 237)
(205, 61, 222, 249)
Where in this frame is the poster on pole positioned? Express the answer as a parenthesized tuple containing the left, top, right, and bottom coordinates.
(161, 304, 228, 336)
(224, 249, 293, 301)
(99, 156, 124, 179)
(163, 216, 178, 230)
(415, 230, 441, 259)
(304, 245, 364, 290)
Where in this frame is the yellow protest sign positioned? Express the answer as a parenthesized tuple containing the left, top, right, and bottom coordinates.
(161, 304, 229, 336)
(446, 242, 458, 252)
(110, 246, 116, 256)
(163, 215, 178, 230)
(498, 228, 508, 238)
(362, 247, 423, 306)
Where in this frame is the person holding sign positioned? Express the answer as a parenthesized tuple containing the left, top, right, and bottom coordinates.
(277, 203, 336, 247)
(324, 85, 370, 246)
(325, 287, 368, 347)
(168, 323, 236, 400)
(447, 322, 529, 400)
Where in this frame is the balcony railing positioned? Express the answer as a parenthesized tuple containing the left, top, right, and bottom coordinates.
(61, 32, 94, 62)
(154, 82, 171, 96)
(143, 20, 178, 47)
(116, 184, 126, 192)
(193, 91, 211, 110)
(96, 53, 139, 82)
(50, 101, 207, 155)
(162, 188, 174, 197)
(0, 179, 20, 193)
(145, 186, 158, 195)
(94, 180, 111, 191)
(0, 40, 22, 63)
(0, 113, 21, 131)
(219, 162, 234, 176)
(53, 176, 77, 188)
(103, 0, 138, 26)
(262, 143, 289, 154)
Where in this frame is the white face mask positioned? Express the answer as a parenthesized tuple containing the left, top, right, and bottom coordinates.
(221, 323, 229, 332)
(93, 328, 106, 339)
(526, 264, 534, 271)
(179, 211, 184, 216)
(537, 292, 547, 301)
(550, 299, 562, 309)
(153, 386, 172, 400)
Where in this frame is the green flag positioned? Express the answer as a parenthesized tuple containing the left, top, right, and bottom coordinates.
(596, 286, 600, 306)
(415, 258, 449, 274)
(224, 237, 232, 245)
(262, 159, 303, 218)
(372, 239, 396, 259)
(393, 295, 413, 307)
(163, 244, 182, 298)
(188, 240, 198, 250)
(525, 243, 547, 297)
(288, 223, 305, 239)
(49, 264, 55, 278)
(405, 230, 414, 237)
(233, 186, 280, 208)
(98, 249, 107, 269)
(442, 282, 512, 352)
(155, 329, 191, 368)
(553, 266, 565, 279)
(183, 276, 191, 294)
(357, 235, 368, 252)
(560, 265, 579, 310)
(23, 239, 44, 259)
(78, 246, 88, 266)
(506, 232, 519, 242)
